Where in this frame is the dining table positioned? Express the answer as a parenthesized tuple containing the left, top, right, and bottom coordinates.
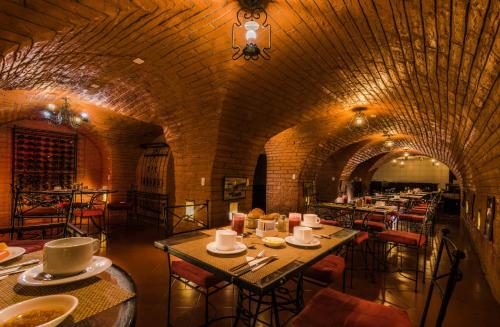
(0, 250, 136, 326)
(163, 224, 358, 326)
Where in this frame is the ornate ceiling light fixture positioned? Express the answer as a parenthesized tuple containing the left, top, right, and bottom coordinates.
(42, 97, 89, 129)
(348, 107, 369, 130)
(403, 148, 410, 159)
(232, 0, 271, 60)
(382, 132, 395, 149)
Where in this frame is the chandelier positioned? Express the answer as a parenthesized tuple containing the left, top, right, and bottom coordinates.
(232, 0, 271, 60)
(348, 107, 369, 130)
(42, 97, 89, 129)
(383, 132, 395, 148)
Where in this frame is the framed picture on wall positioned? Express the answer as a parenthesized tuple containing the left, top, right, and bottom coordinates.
(223, 177, 247, 200)
(485, 196, 495, 241)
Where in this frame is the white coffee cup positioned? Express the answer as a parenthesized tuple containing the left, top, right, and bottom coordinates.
(43, 237, 100, 276)
(215, 230, 242, 251)
(303, 214, 320, 226)
(293, 226, 313, 244)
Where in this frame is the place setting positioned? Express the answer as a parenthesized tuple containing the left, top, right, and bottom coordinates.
(300, 213, 323, 229)
(285, 226, 321, 248)
(18, 237, 112, 286)
(0, 237, 133, 327)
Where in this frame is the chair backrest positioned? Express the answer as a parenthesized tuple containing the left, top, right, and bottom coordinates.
(420, 228, 465, 327)
(10, 189, 75, 239)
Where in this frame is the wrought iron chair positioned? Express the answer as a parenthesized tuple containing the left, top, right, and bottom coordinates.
(376, 209, 433, 291)
(9, 188, 78, 240)
(166, 251, 231, 326)
(419, 228, 465, 326)
(292, 228, 465, 327)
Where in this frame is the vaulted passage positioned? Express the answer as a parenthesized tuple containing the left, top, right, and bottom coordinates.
(0, 1, 498, 326)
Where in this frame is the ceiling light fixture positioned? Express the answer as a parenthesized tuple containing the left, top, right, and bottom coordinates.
(133, 58, 144, 65)
(232, 0, 271, 60)
(348, 107, 369, 130)
(42, 97, 89, 129)
(383, 132, 395, 149)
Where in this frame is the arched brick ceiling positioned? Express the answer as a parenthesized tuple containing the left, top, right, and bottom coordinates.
(0, 0, 499, 195)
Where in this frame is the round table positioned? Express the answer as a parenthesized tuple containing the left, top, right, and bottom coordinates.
(73, 264, 136, 327)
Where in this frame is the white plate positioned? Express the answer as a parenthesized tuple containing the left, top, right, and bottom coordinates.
(0, 294, 78, 327)
(0, 247, 26, 264)
(18, 256, 112, 286)
(285, 236, 321, 247)
(206, 242, 247, 255)
(300, 222, 323, 229)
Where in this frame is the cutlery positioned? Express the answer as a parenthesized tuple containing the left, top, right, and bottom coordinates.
(0, 267, 29, 278)
(313, 234, 331, 239)
(33, 270, 86, 281)
(234, 256, 277, 276)
(229, 250, 265, 272)
(251, 257, 278, 272)
(0, 259, 40, 272)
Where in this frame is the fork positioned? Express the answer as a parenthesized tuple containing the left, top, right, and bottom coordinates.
(229, 250, 265, 272)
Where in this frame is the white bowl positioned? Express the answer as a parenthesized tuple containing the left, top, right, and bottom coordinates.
(262, 237, 286, 248)
(0, 295, 78, 327)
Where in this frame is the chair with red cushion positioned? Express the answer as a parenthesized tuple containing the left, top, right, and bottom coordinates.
(304, 255, 346, 291)
(320, 219, 338, 226)
(377, 213, 431, 291)
(73, 208, 105, 237)
(292, 288, 411, 327)
(353, 219, 385, 232)
(294, 228, 465, 327)
(167, 255, 230, 326)
(106, 201, 134, 232)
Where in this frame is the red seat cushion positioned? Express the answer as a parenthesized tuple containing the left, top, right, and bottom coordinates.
(377, 230, 426, 247)
(320, 219, 338, 226)
(398, 213, 425, 222)
(292, 288, 411, 327)
(7, 239, 48, 253)
(410, 208, 427, 214)
(304, 255, 345, 284)
(21, 207, 60, 216)
(171, 260, 223, 288)
(107, 202, 132, 210)
(367, 214, 385, 222)
(354, 231, 369, 245)
(73, 209, 104, 217)
(353, 220, 385, 231)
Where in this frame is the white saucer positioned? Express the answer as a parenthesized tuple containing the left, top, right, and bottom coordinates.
(0, 247, 26, 264)
(300, 222, 323, 229)
(206, 242, 247, 255)
(18, 256, 112, 286)
(285, 236, 321, 247)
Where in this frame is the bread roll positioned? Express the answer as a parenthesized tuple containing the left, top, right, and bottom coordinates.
(261, 213, 280, 221)
(248, 208, 265, 219)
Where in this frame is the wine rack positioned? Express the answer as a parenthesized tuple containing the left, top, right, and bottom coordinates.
(12, 126, 77, 191)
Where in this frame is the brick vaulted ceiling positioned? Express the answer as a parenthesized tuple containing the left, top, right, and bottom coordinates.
(0, 0, 499, 208)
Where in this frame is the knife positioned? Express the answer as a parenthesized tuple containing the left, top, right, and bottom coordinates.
(251, 256, 278, 272)
(0, 259, 39, 272)
(0, 267, 29, 278)
(234, 256, 277, 276)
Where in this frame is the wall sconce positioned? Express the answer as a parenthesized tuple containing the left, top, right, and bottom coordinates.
(348, 107, 369, 130)
(232, 0, 271, 60)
